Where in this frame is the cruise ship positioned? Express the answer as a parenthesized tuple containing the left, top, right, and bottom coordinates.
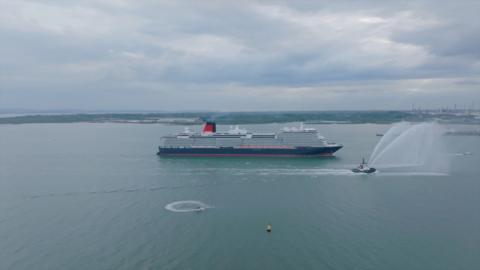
(157, 122, 342, 157)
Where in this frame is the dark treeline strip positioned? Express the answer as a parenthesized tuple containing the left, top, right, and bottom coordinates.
(1, 110, 473, 124)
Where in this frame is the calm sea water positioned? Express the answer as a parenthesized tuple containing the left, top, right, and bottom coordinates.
(1, 123, 479, 270)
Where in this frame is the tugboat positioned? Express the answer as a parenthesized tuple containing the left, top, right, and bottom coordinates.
(352, 158, 376, 174)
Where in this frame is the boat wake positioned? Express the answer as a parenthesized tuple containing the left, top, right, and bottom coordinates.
(376, 172, 448, 176)
(254, 168, 447, 177)
(27, 183, 222, 200)
(256, 168, 355, 176)
(164, 200, 213, 213)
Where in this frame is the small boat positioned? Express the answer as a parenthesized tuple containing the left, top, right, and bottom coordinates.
(352, 158, 376, 174)
(266, 223, 272, 233)
(193, 206, 205, 212)
(376, 133, 384, 137)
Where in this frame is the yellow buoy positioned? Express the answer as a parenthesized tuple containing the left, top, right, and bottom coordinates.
(266, 223, 272, 233)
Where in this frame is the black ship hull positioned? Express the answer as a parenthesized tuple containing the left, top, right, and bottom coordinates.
(157, 146, 342, 157)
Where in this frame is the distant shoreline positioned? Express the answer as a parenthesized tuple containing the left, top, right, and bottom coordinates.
(1, 111, 479, 125)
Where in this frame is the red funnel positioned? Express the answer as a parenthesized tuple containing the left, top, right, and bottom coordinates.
(203, 122, 216, 133)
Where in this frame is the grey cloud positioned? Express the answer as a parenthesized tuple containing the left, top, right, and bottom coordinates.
(0, 0, 479, 111)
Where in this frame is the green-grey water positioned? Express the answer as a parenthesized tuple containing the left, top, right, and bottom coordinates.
(1, 123, 479, 270)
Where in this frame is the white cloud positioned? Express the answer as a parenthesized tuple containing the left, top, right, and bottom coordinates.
(158, 34, 249, 60)
(0, 0, 143, 38)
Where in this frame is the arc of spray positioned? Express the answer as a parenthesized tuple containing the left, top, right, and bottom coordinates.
(370, 124, 423, 166)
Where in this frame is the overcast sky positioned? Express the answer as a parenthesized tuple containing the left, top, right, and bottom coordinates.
(1, 0, 479, 111)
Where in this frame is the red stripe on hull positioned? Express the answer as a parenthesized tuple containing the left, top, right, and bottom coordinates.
(158, 153, 334, 157)
(237, 146, 295, 149)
